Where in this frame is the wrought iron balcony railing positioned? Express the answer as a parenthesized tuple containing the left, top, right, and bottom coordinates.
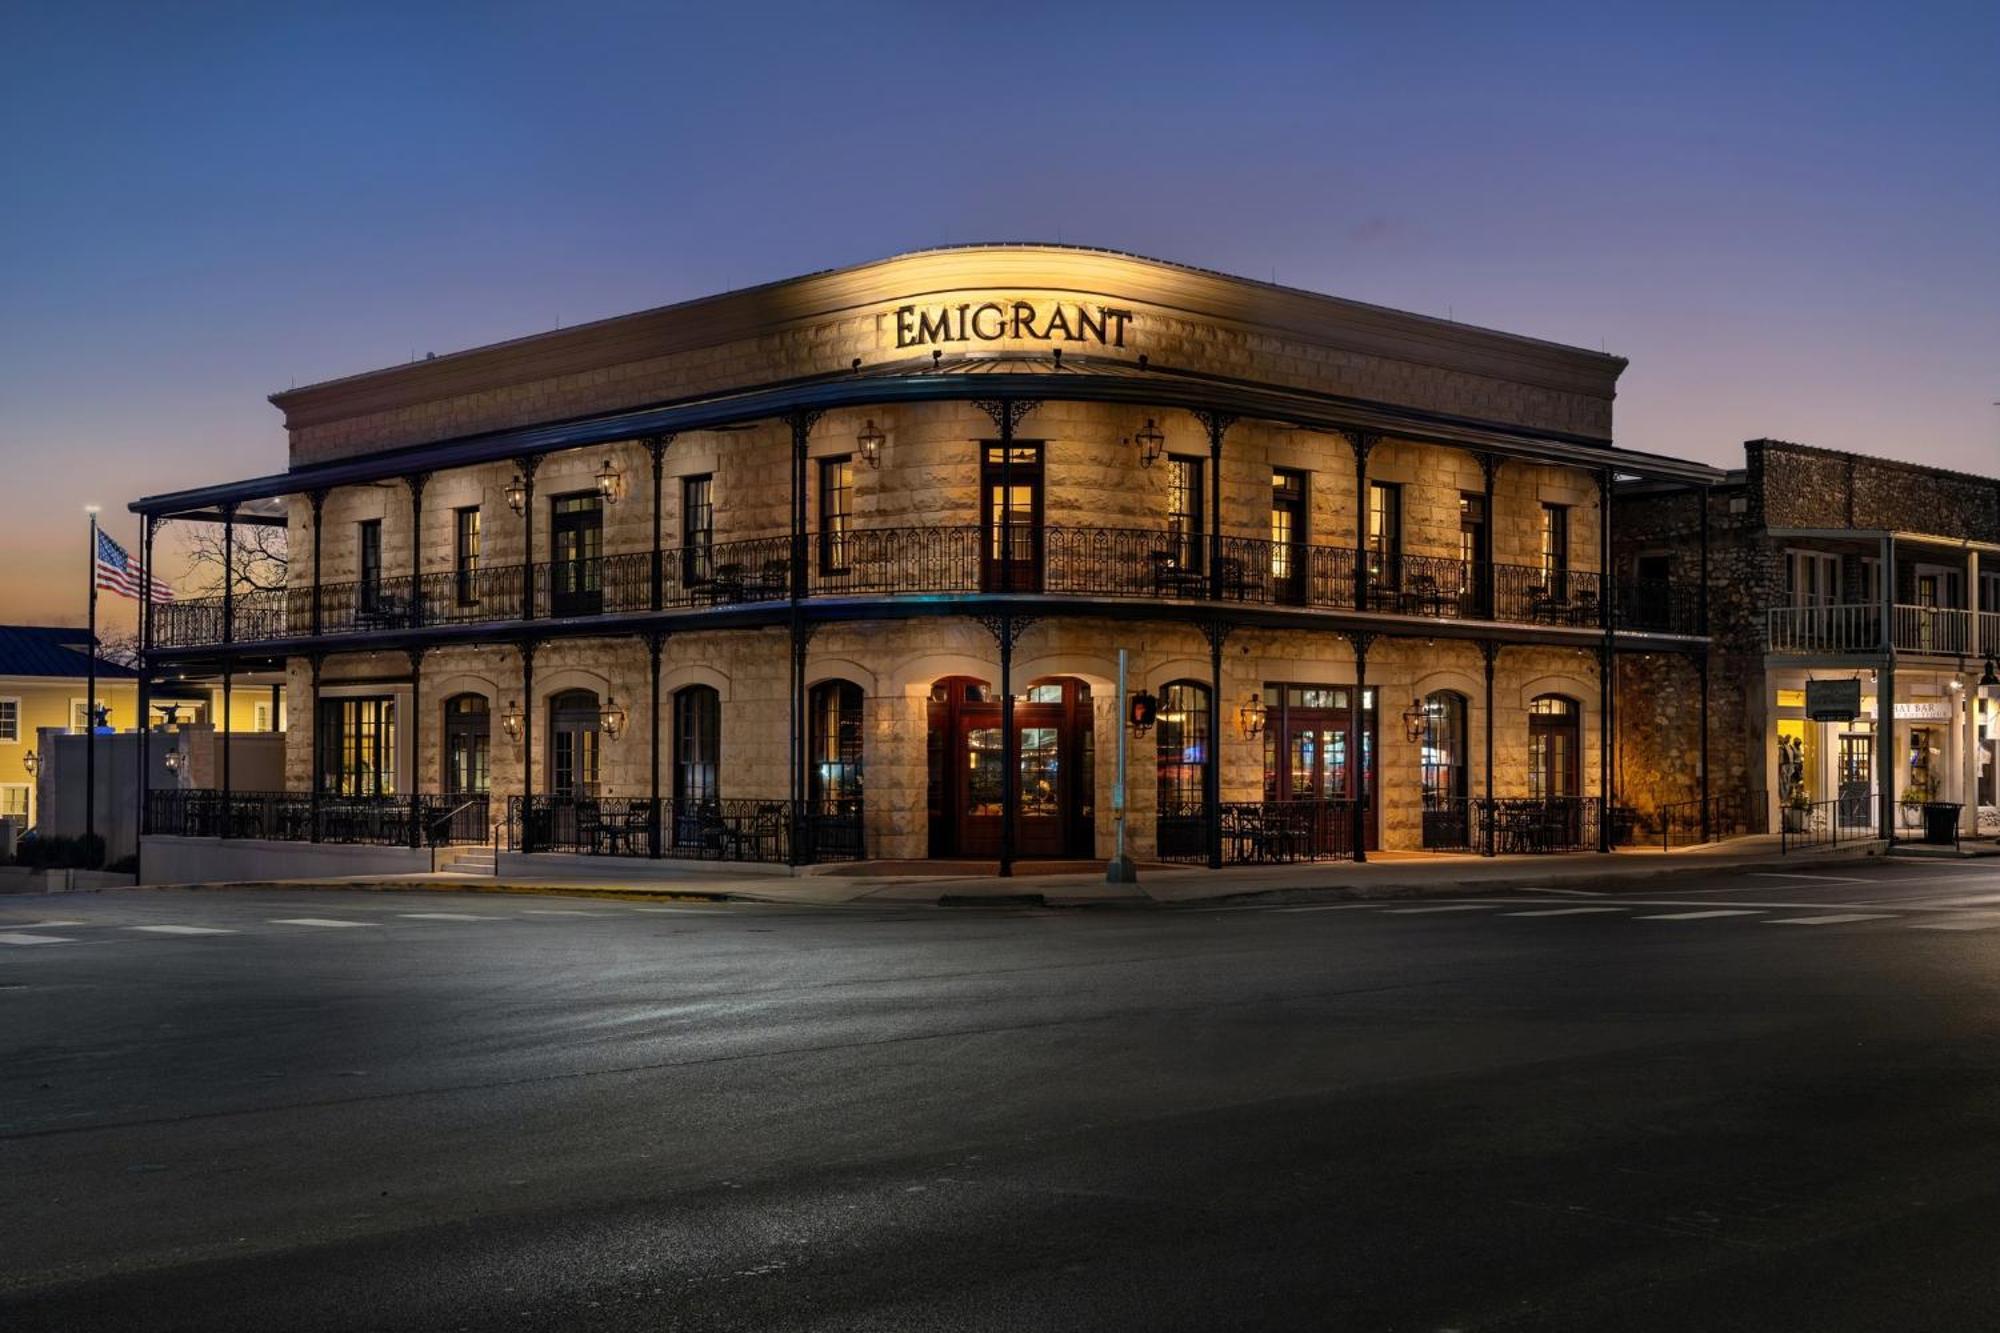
(151, 524, 1702, 650)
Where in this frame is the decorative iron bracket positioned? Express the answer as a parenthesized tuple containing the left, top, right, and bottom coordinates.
(1191, 410, 1238, 441)
(1198, 618, 1236, 656)
(973, 399, 1041, 435)
(975, 613, 1038, 654)
(1341, 429, 1381, 469)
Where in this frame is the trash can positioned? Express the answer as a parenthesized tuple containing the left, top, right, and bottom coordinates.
(1921, 802, 1963, 846)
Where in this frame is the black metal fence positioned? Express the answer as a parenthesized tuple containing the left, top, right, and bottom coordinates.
(1476, 797, 1603, 854)
(1657, 791, 1757, 849)
(1156, 799, 1359, 865)
(153, 523, 1701, 648)
(145, 790, 489, 847)
(1780, 798, 1882, 853)
(507, 796, 862, 865)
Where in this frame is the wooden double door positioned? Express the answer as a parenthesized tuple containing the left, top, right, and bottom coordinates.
(928, 676, 1095, 859)
(1262, 685, 1378, 852)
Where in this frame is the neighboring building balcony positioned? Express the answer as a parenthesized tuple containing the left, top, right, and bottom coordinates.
(152, 523, 1707, 650)
(153, 523, 1706, 653)
(1765, 603, 1994, 657)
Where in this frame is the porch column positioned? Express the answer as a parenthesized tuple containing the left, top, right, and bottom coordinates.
(1698, 647, 1712, 842)
(137, 515, 155, 851)
(1350, 432, 1378, 611)
(648, 436, 672, 612)
(791, 623, 812, 866)
(1598, 468, 1614, 853)
(520, 639, 538, 852)
(1697, 485, 1712, 638)
(1194, 412, 1234, 600)
(220, 664, 233, 838)
(1350, 632, 1373, 863)
(309, 489, 327, 638)
(787, 412, 820, 866)
(1204, 621, 1228, 869)
(517, 455, 540, 621)
(407, 649, 425, 849)
(1480, 642, 1498, 856)
(1479, 454, 1501, 618)
(406, 473, 428, 628)
(1879, 534, 1897, 840)
(308, 653, 323, 843)
(648, 632, 664, 857)
(222, 502, 237, 645)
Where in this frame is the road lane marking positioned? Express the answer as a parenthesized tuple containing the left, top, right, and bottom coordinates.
(126, 925, 237, 936)
(1379, 905, 1497, 915)
(1507, 907, 1629, 917)
(0, 932, 74, 945)
(519, 909, 607, 916)
(1765, 913, 1899, 926)
(397, 912, 497, 921)
(1908, 915, 2000, 931)
(1273, 903, 1402, 913)
(1637, 909, 1768, 921)
(1754, 872, 1870, 883)
(269, 918, 376, 928)
(8, 920, 85, 929)
(1915, 895, 2000, 907)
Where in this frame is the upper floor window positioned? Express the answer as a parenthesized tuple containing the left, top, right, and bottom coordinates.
(0, 697, 18, 743)
(1166, 456, 1204, 572)
(682, 475, 714, 584)
(1859, 556, 1882, 608)
(1982, 570, 2000, 613)
(819, 457, 854, 575)
(1539, 504, 1569, 589)
(1458, 493, 1486, 567)
(1784, 550, 1840, 607)
(454, 506, 481, 605)
(358, 519, 382, 603)
(1367, 481, 1402, 581)
(1270, 470, 1307, 598)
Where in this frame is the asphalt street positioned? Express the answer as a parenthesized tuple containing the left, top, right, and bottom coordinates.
(7, 858, 2000, 1330)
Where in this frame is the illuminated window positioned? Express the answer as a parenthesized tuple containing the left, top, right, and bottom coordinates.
(808, 679, 863, 804)
(455, 506, 481, 605)
(1166, 457, 1204, 571)
(819, 457, 854, 574)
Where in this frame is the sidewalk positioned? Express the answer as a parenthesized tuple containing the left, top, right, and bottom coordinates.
(138, 834, 1893, 909)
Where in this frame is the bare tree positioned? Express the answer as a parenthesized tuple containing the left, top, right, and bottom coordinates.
(94, 630, 142, 669)
(183, 524, 289, 597)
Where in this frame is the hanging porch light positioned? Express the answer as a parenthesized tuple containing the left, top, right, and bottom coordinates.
(1135, 417, 1166, 469)
(504, 474, 528, 516)
(500, 699, 524, 741)
(1237, 691, 1266, 740)
(598, 695, 627, 740)
(856, 418, 885, 470)
(1981, 656, 1999, 691)
(594, 457, 625, 504)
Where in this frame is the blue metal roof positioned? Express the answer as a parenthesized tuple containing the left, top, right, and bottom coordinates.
(0, 626, 139, 680)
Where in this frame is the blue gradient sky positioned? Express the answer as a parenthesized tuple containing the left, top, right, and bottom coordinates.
(3, 1, 1995, 624)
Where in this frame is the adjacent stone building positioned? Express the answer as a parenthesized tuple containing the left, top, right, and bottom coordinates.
(132, 244, 1724, 873)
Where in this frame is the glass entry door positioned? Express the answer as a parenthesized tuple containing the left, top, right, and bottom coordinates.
(927, 676, 1093, 858)
(981, 443, 1043, 592)
(550, 493, 604, 617)
(1838, 733, 1874, 828)
(1262, 685, 1376, 851)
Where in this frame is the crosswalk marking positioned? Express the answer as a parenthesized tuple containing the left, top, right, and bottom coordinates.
(10, 920, 84, 929)
(268, 918, 376, 928)
(1507, 906, 1628, 917)
(127, 925, 237, 936)
(1380, 905, 1496, 915)
(1765, 913, 1900, 927)
(1638, 909, 1767, 921)
(397, 912, 496, 921)
(0, 932, 74, 945)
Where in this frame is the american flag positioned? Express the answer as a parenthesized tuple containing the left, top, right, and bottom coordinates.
(95, 530, 174, 603)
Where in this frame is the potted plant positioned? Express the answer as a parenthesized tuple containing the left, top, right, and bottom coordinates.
(1783, 791, 1812, 834)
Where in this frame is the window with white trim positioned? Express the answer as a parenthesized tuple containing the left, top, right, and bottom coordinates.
(0, 784, 27, 827)
(70, 699, 91, 734)
(1784, 550, 1840, 607)
(0, 698, 18, 743)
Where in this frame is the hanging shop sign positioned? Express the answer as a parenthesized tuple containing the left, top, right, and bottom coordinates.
(894, 300, 1135, 350)
(1805, 679, 1861, 723)
(1893, 701, 1954, 721)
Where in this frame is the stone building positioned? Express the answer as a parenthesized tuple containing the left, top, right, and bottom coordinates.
(130, 245, 1723, 874)
(1614, 439, 2000, 841)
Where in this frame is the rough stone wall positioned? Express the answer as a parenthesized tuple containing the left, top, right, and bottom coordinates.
(1752, 439, 2000, 541)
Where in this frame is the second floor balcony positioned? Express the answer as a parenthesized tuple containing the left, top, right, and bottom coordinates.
(1766, 603, 2000, 657)
(155, 522, 1704, 652)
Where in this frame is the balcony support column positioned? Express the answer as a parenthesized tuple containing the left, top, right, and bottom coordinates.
(136, 515, 155, 857)
(1598, 469, 1614, 852)
(520, 639, 539, 852)
(787, 412, 821, 867)
(407, 648, 425, 850)
(1697, 485, 1711, 638)
(1479, 454, 1501, 618)
(517, 455, 541, 621)
(648, 436, 672, 613)
(1349, 631, 1374, 863)
(220, 663, 233, 839)
(1480, 642, 1499, 856)
(1202, 620, 1230, 869)
(647, 631, 664, 858)
(405, 473, 429, 629)
(308, 653, 323, 843)
(979, 614, 1035, 878)
(1349, 432, 1379, 611)
(1880, 534, 1896, 842)
(1193, 412, 1235, 599)
(1698, 646, 1711, 843)
(222, 502, 237, 646)
(308, 489, 327, 639)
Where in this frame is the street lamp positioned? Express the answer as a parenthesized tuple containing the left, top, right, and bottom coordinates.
(856, 419, 885, 470)
(1237, 691, 1266, 740)
(1135, 418, 1166, 469)
(500, 699, 524, 741)
(504, 474, 528, 516)
(594, 457, 625, 504)
(598, 695, 627, 740)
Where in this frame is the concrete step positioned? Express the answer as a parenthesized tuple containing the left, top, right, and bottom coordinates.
(436, 846, 498, 875)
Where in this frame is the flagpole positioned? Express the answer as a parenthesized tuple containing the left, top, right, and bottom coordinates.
(86, 505, 100, 863)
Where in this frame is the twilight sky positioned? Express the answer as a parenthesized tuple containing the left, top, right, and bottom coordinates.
(2, 1, 1995, 630)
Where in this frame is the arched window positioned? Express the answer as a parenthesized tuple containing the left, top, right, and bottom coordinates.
(548, 689, 600, 798)
(443, 693, 491, 795)
(1527, 694, 1580, 799)
(674, 685, 721, 806)
(808, 680, 864, 805)
(1155, 681, 1211, 861)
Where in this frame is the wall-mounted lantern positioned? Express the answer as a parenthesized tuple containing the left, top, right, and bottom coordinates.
(1237, 691, 1266, 741)
(1135, 418, 1166, 469)
(500, 700, 524, 741)
(1402, 696, 1429, 744)
(598, 696, 627, 740)
(856, 419, 885, 470)
(595, 458, 625, 504)
(163, 749, 184, 773)
(21, 750, 38, 776)
(504, 475, 528, 516)
(1127, 691, 1158, 736)
(1982, 657, 1999, 691)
